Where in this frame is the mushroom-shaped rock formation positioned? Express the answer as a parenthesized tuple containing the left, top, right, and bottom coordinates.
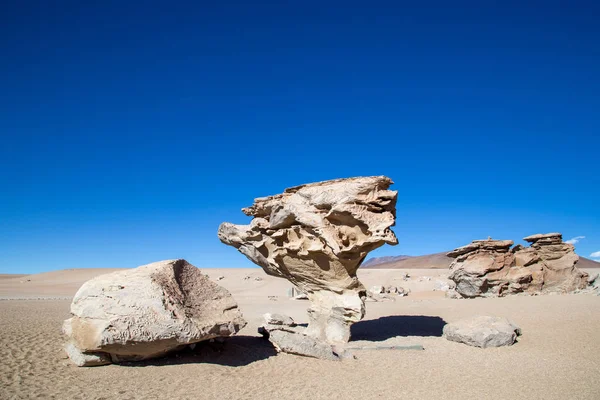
(63, 259, 246, 366)
(448, 233, 588, 298)
(218, 176, 398, 344)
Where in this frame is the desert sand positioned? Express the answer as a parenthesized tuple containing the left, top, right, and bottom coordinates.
(1, 267, 599, 400)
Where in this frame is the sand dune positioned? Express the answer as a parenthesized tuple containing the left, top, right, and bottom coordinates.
(1, 267, 599, 399)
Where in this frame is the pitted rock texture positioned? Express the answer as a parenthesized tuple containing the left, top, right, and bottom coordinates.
(448, 233, 589, 298)
(218, 176, 397, 344)
(63, 259, 246, 366)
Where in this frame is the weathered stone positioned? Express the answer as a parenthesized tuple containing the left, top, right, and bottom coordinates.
(218, 176, 397, 344)
(63, 259, 246, 366)
(267, 330, 349, 361)
(443, 316, 521, 348)
(448, 234, 589, 298)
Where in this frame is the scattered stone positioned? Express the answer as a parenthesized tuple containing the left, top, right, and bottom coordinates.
(219, 176, 398, 344)
(386, 286, 399, 294)
(217, 275, 225, 281)
(443, 316, 521, 348)
(293, 293, 309, 300)
(268, 296, 278, 301)
(254, 276, 263, 281)
(243, 275, 251, 280)
(263, 313, 296, 326)
(448, 234, 589, 298)
(63, 259, 246, 366)
(368, 285, 405, 298)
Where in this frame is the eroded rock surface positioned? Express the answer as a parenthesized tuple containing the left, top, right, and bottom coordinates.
(448, 233, 589, 298)
(218, 176, 397, 344)
(63, 259, 246, 366)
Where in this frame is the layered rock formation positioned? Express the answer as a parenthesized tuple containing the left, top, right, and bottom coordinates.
(448, 233, 589, 298)
(218, 176, 397, 345)
(63, 259, 246, 366)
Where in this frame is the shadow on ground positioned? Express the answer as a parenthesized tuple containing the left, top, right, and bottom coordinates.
(119, 335, 276, 367)
(351, 315, 447, 341)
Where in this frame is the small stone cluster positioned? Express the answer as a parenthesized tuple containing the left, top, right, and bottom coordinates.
(447, 233, 589, 298)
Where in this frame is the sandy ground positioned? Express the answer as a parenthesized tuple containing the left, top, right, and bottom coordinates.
(1, 267, 599, 400)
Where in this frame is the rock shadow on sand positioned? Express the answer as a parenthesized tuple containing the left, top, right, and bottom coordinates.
(351, 315, 447, 342)
(118, 335, 277, 368)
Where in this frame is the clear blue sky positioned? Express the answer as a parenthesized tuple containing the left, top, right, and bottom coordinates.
(1, 1, 599, 273)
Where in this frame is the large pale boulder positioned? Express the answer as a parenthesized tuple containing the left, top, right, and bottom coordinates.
(443, 316, 521, 348)
(63, 259, 246, 366)
(448, 233, 589, 298)
(218, 176, 397, 345)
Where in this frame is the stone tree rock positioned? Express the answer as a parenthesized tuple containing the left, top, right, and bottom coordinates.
(448, 233, 588, 298)
(218, 176, 397, 344)
(63, 259, 246, 366)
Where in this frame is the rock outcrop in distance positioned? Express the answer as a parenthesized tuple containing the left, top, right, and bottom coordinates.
(63, 259, 246, 366)
(447, 233, 589, 298)
(218, 176, 398, 346)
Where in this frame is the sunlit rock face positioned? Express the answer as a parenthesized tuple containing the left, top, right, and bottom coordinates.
(447, 233, 589, 298)
(218, 176, 398, 344)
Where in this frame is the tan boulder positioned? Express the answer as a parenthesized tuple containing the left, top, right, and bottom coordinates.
(218, 176, 397, 345)
(63, 259, 246, 366)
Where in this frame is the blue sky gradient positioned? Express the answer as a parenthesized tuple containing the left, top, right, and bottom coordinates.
(1, 1, 599, 273)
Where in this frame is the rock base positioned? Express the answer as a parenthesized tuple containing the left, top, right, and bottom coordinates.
(259, 314, 353, 361)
